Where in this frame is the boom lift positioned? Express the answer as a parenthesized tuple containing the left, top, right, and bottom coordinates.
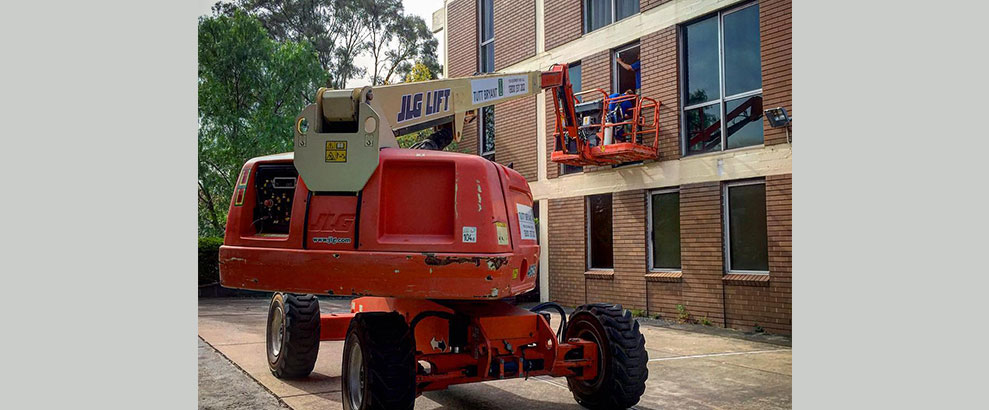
(219, 64, 651, 410)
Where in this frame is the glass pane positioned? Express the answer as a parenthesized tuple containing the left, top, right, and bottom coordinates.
(585, 0, 612, 32)
(480, 43, 494, 73)
(481, 106, 495, 153)
(481, 0, 494, 42)
(723, 4, 761, 96)
(725, 95, 764, 149)
(588, 194, 613, 269)
(683, 15, 720, 106)
(728, 183, 768, 271)
(562, 164, 583, 174)
(651, 192, 681, 269)
(684, 104, 721, 155)
(616, 0, 639, 21)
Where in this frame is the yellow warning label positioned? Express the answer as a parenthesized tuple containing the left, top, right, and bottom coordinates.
(495, 222, 509, 245)
(325, 141, 348, 162)
(512, 268, 519, 280)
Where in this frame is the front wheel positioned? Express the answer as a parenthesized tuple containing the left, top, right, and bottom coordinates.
(266, 293, 320, 379)
(341, 312, 415, 410)
(564, 303, 648, 410)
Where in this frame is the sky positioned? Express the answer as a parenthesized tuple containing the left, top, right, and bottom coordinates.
(197, 0, 446, 87)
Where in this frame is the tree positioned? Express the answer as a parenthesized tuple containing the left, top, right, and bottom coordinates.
(378, 14, 441, 85)
(236, 0, 440, 88)
(198, 9, 327, 236)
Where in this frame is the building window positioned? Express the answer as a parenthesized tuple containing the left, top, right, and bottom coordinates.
(584, 0, 639, 33)
(648, 189, 680, 270)
(724, 180, 768, 273)
(561, 62, 583, 175)
(478, 0, 495, 159)
(586, 193, 613, 270)
(681, 2, 763, 156)
(612, 42, 640, 94)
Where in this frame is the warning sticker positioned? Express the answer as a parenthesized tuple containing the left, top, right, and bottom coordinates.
(325, 141, 348, 162)
(462, 226, 477, 243)
(495, 222, 509, 245)
(516, 204, 537, 240)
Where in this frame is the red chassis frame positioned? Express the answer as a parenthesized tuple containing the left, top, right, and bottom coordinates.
(318, 297, 599, 393)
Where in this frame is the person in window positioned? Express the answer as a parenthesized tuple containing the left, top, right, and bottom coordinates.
(617, 57, 641, 94)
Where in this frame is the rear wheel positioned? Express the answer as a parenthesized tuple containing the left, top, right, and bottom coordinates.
(564, 303, 648, 409)
(266, 293, 320, 379)
(341, 312, 415, 410)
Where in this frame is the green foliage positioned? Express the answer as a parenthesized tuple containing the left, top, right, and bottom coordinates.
(198, 9, 327, 236)
(700, 316, 713, 326)
(198, 237, 225, 285)
(675, 304, 690, 324)
(628, 309, 649, 318)
(754, 324, 764, 333)
(237, 0, 440, 88)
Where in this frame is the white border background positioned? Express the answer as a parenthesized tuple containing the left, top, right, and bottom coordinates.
(1, 0, 987, 408)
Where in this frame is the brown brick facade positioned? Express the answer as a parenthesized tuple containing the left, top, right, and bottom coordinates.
(677, 182, 726, 325)
(494, 95, 539, 181)
(548, 196, 586, 307)
(761, 0, 792, 146)
(639, 26, 681, 161)
(445, 0, 792, 334)
(544, 0, 583, 50)
(493, 0, 536, 70)
(641, 0, 673, 12)
(447, 0, 479, 155)
(586, 190, 648, 310)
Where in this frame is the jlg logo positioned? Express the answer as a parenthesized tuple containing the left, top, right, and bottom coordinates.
(312, 213, 355, 233)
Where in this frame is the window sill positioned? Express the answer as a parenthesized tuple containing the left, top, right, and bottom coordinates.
(646, 271, 682, 283)
(722, 273, 770, 286)
(584, 270, 614, 279)
(682, 143, 766, 160)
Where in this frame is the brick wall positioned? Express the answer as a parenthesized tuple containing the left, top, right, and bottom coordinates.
(493, 0, 536, 70)
(641, 0, 672, 12)
(585, 190, 648, 310)
(448, 0, 479, 155)
(722, 175, 790, 334)
(639, 26, 681, 161)
(544, 0, 583, 50)
(548, 196, 586, 306)
(494, 95, 539, 181)
(678, 182, 725, 325)
(761, 0, 792, 146)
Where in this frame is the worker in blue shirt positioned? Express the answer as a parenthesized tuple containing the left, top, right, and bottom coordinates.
(607, 89, 637, 143)
(617, 57, 641, 93)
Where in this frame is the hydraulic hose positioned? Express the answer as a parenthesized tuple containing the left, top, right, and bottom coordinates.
(529, 302, 568, 343)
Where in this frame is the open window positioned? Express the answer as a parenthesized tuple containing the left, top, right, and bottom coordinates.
(613, 43, 640, 94)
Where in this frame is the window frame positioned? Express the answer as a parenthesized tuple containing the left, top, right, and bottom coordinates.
(477, 0, 495, 159)
(583, 0, 639, 34)
(647, 187, 681, 272)
(585, 193, 614, 271)
(560, 61, 584, 175)
(679, 1, 763, 157)
(722, 178, 769, 275)
(611, 42, 640, 94)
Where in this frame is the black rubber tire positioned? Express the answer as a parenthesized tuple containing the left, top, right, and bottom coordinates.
(266, 293, 320, 379)
(564, 303, 648, 410)
(341, 312, 415, 410)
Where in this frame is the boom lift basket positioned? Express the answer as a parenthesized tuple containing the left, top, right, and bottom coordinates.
(547, 63, 661, 166)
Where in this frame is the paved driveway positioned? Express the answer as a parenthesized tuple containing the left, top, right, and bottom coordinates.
(199, 297, 791, 409)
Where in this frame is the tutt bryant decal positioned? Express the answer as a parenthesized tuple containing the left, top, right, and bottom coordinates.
(397, 88, 451, 123)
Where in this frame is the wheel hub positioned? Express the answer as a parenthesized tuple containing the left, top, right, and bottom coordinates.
(269, 305, 284, 357)
(345, 338, 365, 409)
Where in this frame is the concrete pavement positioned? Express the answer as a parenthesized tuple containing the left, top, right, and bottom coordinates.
(199, 297, 791, 409)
